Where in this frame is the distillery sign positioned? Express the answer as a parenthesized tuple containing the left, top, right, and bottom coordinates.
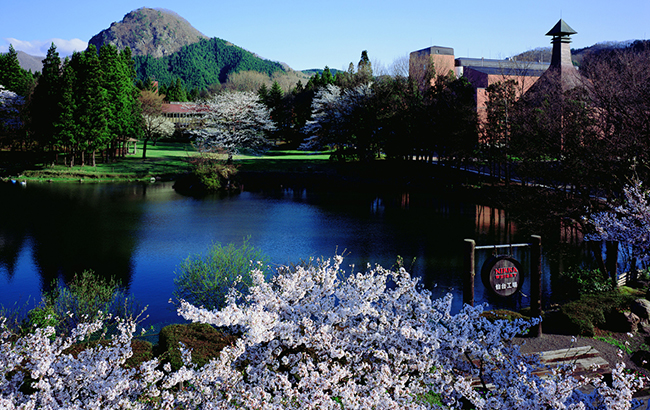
(481, 255, 524, 297)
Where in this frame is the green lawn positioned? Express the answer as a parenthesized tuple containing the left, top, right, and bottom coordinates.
(9, 142, 336, 182)
(16, 142, 196, 182)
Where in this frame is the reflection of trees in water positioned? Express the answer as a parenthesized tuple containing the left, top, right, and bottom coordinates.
(0, 183, 142, 293)
(475, 204, 514, 245)
(0, 186, 29, 279)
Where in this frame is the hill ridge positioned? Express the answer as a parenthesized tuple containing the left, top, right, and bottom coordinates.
(89, 7, 209, 58)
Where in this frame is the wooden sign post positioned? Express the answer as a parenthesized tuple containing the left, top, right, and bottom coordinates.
(463, 235, 543, 336)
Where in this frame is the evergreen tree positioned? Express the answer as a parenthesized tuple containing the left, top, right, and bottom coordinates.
(321, 66, 335, 85)
(165, 78, 187, 102)
(119, 47, 143, 143)
(100, 45, 142, 161)
(30, 43, 62, 150)
(357, 50, 373, 85)
(53, 57, 79, 166)
(257, 83, 269, 105)
(74, 46, 110, 166)
(0, 45, 34, 97)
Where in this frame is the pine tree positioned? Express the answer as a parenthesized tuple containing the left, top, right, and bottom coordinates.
(31, 43, 62, 152)
(258, 83, 269, 105)
(119, 47, 143, 153)
(99, 45, 142, 161)
(357, 51, 373, 85)
(53, 57, 78, 166)
(0, 45, 34, 97)
(321, 66, 335, 85)
(74, 46, 110, 166)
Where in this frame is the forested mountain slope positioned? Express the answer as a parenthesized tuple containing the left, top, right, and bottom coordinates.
(131, 37, 286, 91)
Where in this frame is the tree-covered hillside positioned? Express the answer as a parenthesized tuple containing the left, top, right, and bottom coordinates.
(132, 37, 286, 92)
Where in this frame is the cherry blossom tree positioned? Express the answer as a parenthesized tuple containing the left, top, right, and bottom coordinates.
(1, 256, 645, 408)
(301, 83, 377, 160)
(586, 180, 650, 266)
(0, 84, 24, 140)
(189, 91, 275, 160)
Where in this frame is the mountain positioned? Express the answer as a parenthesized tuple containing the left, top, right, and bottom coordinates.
(89, 7, 209, 58)
(16, 51, 44, 73)
(513, 40, 635, 66)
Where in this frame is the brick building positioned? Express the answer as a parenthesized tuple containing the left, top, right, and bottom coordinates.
(409, 19, 581, 123)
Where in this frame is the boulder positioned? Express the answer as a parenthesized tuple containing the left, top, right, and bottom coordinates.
(605, 310, 640, 333)
(631, 298, 650, 321)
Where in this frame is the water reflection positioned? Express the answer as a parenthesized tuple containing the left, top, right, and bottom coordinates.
(0, 181, 566, 325)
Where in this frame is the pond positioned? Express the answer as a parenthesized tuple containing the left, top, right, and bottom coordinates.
(0, 181, 563, 327)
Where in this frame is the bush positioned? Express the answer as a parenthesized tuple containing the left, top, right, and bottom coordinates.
(557, 266, 614, 300)
(557, 289, 641, 336)
(45, 270, 142, 336)
(188, 151, 238, 192)
(173, 238, 270, 310)
(26, 304, 59, 338)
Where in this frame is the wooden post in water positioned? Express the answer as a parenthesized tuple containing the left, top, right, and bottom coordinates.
(464, 239, 476, 307)
(530, 235, 542, 337)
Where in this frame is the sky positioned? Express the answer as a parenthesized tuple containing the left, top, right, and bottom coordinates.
(2, 0, 649, 71)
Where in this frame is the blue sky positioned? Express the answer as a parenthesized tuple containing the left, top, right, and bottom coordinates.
(2, 0, 648, 71)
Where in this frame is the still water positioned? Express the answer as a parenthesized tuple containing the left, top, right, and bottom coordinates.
(0, 181, 553, 326)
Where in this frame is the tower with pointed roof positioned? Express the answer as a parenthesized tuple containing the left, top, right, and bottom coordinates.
(542, 19, 583, 90)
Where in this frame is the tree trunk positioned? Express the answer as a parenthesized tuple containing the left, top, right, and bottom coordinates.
(606, 241, 619, 287)
(142, 138, 148, 160)
(590, 241, 607, 277)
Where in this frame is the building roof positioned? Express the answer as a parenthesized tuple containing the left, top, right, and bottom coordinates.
(161, 102, 197, 114)
(456, 57, 550, 74)
(546, 19, 577, 37)
(411, 46, 455, 56)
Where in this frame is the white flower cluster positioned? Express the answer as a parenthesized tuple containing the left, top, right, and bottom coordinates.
(300, 83, 374, 151)
(189, 91, 275, 157)
(587, 181, 650, 264)
(1, 256, 646, 409)
(0, 84, 24, 130)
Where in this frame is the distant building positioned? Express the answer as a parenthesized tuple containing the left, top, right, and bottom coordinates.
(409, 19, 581, 123)
(161, 102, 201, 128)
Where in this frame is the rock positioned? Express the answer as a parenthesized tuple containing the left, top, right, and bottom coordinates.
(631, 299, 650, 321)
(625, 311, 641, 333)
(605, 310, 640, 333)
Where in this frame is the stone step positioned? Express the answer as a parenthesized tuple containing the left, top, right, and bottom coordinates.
(469, 346, 610, 389)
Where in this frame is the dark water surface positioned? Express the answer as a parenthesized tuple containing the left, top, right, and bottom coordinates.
(0, 181, 554, 326)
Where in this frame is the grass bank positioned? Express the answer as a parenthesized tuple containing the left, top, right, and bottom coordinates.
(3, 142, 484, 198)
(2, 143, 340, 183)
(2, 142, 196, 182)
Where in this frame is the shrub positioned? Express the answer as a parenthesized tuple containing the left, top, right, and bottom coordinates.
(557, 266, 614, 300)
(185, 151, 238, 192)
(26, 304, 59, 338)
(557, 289, 641, 336)
(46, 270, 142, 336)
(173, 238, 270, 310)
